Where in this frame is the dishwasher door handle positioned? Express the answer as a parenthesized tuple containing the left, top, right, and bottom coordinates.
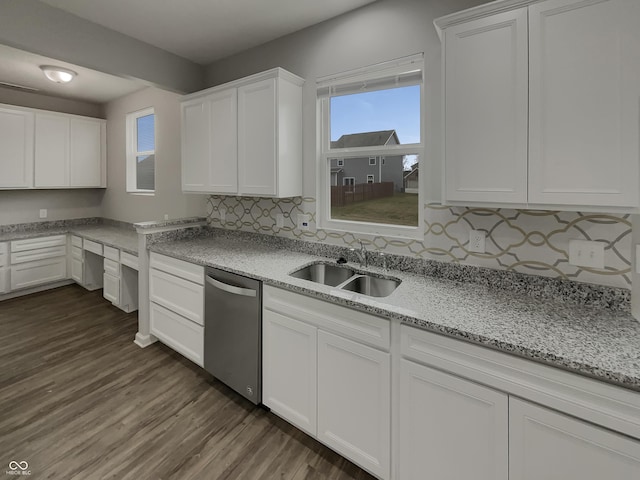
(206, 275, 257, 297)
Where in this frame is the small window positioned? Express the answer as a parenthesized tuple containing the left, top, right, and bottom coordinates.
(382, 157, 386, 165)
(337, 159, 344, 167)
(369, 156, 376, 166)
(343, 177, 355, 186)
(367, 174, 375, 183)
(126, 107, 155, 193)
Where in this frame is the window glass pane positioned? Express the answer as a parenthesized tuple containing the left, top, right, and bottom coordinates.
(136, 154, 155, 190)
(330, 85, 420, 146)
(137, 114, 155, 152)
(329, 154, 419, 227)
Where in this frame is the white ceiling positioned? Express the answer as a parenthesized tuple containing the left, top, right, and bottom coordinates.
(0, 43, 144, 104)
(39, 0, 378, 65)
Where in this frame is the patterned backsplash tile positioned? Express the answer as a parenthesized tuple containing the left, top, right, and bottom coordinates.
(206, 196, 632, 289)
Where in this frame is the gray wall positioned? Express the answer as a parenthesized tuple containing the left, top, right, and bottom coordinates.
(204, 0, 487, 201)
(0, 85, 104, 118)
(101, 87, 207, 223)
(0, 0, 204, 94)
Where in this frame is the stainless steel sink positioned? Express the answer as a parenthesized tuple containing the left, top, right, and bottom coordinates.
(290, 263, 355, 287)
(340, 274, 401, 297)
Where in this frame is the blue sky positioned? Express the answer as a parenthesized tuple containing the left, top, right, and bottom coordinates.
(330, 85, 420, 144)
(137, 114, 155, 154)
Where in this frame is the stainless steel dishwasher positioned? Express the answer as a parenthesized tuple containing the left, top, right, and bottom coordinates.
(204, 267, 262, 405)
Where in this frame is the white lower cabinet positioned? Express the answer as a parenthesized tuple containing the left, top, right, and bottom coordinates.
(263, 308, 317, 436)
(8, 235, 67, 291)
(318, 330, 391, 479)
(0, 242, 8, 293)
(150, 301, 204, 366)
(509, 398, 640, 480)
(398, 359, 508, 480)
(103, 272, 120, 305)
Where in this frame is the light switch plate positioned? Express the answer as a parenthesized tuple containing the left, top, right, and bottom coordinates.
(39, 209, 47, 219)
(569, 239, 604, 268)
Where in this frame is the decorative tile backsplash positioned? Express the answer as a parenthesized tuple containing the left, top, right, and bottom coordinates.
(206, 196, 632, 289)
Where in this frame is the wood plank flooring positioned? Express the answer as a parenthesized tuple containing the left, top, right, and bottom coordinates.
(0, 285, 376, 480)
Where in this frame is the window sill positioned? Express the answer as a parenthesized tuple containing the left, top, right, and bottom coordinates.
(127, 191, 155, 196)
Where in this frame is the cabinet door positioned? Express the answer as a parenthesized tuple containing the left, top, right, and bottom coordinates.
(237, 78, 277, 196)
(510, 398, 640, 480)
(0, 107, 34, 189)
(399, 359, 508, 480)
(317, 330, 390, 479)
(444, 8, 528, 204)
(529, 0, 640, 207)
(103, 272, 120, 305)
(10, 257, 66, 290)
(70, 257, 83, 284)
(181, 99, 211, 192)
(208, 89, 238, 194)
(150, 301, 204, 367)
(263, 309, 317, 436)
(34, 113, 69, 187)
(70, 118, 103, 187)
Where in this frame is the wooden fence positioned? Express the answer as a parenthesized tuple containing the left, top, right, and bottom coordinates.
(331, 182, 394, 207)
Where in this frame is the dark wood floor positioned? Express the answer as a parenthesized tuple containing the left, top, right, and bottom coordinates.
(0, 285, 376, 480)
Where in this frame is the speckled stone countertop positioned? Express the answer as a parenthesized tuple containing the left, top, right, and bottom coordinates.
(134, 217, 207, 230)
(149, 235, 640, 392)
(0, 222, 138, 254)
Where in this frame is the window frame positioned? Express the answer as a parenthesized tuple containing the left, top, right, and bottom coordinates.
(337, 159, 344, 167)
(369, 156, 377, 166)
(316, 54, 425, 239)
(126, 107, 156, 195)
(343, 177, 355, 186)
(367, 174, 375, 184)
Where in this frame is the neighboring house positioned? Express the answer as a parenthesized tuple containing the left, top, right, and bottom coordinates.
(404, 164, 419, 193)
(329, 130, 405, 192)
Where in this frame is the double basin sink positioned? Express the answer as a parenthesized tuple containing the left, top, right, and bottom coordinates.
(290, 262, 401, 298)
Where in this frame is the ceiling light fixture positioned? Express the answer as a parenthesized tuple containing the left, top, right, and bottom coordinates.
(40, 65, 77, 84)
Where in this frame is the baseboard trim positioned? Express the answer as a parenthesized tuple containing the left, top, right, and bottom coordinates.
(134, 332, 158, 348)
(0, 279, 74, 301)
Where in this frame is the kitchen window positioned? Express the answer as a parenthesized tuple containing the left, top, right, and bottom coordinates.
(317, 54, 424, 238)
(126, 107, 155, 194)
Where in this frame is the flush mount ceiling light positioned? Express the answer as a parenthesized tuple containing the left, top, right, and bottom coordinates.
(40, 65, 77, 84)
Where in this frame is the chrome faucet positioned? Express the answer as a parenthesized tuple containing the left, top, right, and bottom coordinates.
(350, 240, 368, 267)
(380, 252, 388, 272)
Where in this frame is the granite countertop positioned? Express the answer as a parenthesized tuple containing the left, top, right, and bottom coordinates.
(149, 235, 640, 392)
(0, 225, 138, 254)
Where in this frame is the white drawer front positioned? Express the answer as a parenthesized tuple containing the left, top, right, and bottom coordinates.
(150, 268, 204, 325)
(264, 285, 391, 350)
(71, 235, 83, 248)
(103, 272, 120, 305)
(0, 252, 6, 267)
(120, 251, 138, 271)
(10, 257, 67, 290)
(104, 258, 120, 277)
(0, 242, 7, 255)
(150, 301, 204, 366)
(71, 246, 83, 260)
(83, 239, 103, 256)
(104, 245, 120, 262)
(0, 268, 9, 294)
(150, 252, 204, 285)
(11, 245, 66, 264)
(11, 235, 67, 252)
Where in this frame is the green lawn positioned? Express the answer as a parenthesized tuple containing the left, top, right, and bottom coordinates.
(331, 193, 419, 226)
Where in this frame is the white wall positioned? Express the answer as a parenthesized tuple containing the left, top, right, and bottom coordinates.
(101, 87, 207, 223)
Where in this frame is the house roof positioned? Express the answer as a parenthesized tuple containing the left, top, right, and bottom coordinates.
(331, 130, 399, 148)
(403, 164, 419, 180)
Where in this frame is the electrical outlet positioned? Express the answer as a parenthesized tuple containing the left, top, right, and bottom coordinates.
(39, 209, 47, 219)
(276, 213, 284, 228)
(569, 239, 604, 268)
(297, 214, 310, 231)
(219, 207, 226, 224)
(164, 214, 169, 220)
(468, 230, 485, 253)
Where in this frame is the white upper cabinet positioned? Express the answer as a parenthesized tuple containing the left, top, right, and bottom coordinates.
(69, 117, 105, 187)
(444, 8, 528, 204)
(35, 113, 69, 187)
(0, 106, 34, 189)
(181, 68, 304, 197)
(437, 0, 640, 210)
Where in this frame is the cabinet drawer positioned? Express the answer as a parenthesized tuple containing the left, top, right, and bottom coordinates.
(11, 234, 66, 252)
(150, 268, 204, 325)
(83, 239, 103, 256)
(0, 268, 9, 294)
(11, 245, 66, 264)
(103, 258, 120, 277)
(120, 251, 138, 271)
(10, 257, 66, 290)
(71, 246, 83, 260)
(264, 285, 390, 350)
(103, 272, 120, 305)
(150, 301, 204, 366)
(104, 245, 119, 262)
(150, 252, 204, 285)
(71, 235, 83, 248)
